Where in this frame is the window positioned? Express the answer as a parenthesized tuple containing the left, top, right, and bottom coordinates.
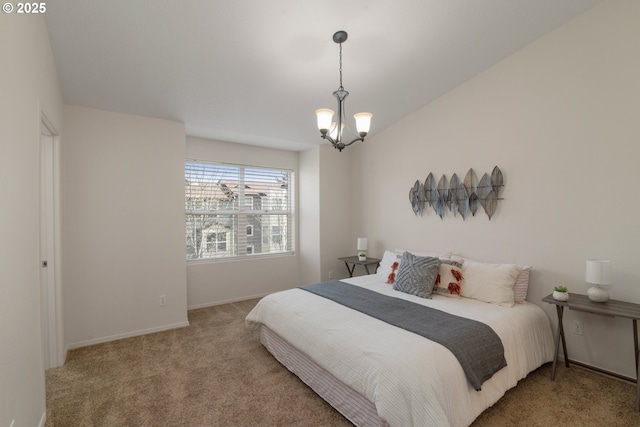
(206, 232, 227, 252)
(185, 160, 294, 261)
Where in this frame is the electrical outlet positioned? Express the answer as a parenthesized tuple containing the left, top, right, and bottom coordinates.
(328, 271, 334, 280)
(159, 295, 166, 306)
(572, 320, 583, 335)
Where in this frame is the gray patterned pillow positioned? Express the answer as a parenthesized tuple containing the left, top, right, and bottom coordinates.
(392, 252, 442, 299)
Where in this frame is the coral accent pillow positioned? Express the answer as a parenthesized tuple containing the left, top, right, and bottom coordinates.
(377, 250, 401, 279)
(386, 261, 400, 284)
(433, 261, 464, 297)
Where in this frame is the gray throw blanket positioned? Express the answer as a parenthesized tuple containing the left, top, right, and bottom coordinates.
(299, 280, 506, 391)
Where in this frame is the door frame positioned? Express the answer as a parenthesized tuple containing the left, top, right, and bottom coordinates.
(40, 112, 64, 368)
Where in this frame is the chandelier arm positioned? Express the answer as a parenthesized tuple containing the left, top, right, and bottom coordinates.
(323, 136, 343, 151)
(341, 137, 365, 148)
(321, 134, 336, 144)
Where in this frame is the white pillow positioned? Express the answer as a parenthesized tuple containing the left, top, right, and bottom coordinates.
(454, 255, 530, 302)
(461, 260, 521, 307)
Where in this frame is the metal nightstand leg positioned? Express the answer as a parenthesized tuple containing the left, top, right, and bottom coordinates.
(343, 261, 356, 277)
(634, 319, 640, 412)
(551, 305, 569, 380)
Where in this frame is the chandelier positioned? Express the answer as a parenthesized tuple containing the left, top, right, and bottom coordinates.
(315, 31, 373, 152)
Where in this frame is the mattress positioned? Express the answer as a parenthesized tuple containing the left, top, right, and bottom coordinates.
(260, 325, 389, 427)
(246, 275, 555, 427)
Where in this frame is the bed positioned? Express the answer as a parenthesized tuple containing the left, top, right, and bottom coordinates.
(245, 251, 555, 427)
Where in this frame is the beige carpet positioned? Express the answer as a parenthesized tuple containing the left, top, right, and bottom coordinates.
(46, 299, 640, 427)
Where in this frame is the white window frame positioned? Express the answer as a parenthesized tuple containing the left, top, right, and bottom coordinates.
(185, 160, 295, 262)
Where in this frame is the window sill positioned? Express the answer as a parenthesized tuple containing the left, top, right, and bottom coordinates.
(186, 252, 295, 265)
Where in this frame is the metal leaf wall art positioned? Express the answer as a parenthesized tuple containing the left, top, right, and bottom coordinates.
(408, 166, 504, 220)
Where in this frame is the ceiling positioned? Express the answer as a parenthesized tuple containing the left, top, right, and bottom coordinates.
(44, 0, 602, 152)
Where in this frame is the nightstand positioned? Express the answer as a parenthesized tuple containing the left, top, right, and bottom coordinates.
(338, 256, 381, 277)
(542, 292, 640, 411)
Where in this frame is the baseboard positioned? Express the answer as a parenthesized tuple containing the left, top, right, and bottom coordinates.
(558, 357, 636, 384)
(188, 293, 269, 310)
(64, 296, 267, 351)
(65, 320, 190, 352)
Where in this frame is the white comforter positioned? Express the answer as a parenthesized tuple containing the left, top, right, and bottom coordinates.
(246, 275, 554, 427)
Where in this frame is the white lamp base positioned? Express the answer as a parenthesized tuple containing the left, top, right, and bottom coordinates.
(587, 285, 609, 303)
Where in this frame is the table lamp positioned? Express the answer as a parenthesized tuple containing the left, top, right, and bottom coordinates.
(586, 259, 612, 303)
(357, 238, 368, 261)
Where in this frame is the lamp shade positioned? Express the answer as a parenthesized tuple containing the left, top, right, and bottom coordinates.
(354, 112, 373, 134)
(586, 259, 612, 285)
(315, 109, 335, 131)
(357, 238, 368, 251)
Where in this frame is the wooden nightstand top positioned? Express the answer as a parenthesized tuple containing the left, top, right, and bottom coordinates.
(542, 293, 640, 320)
(337, 256, 381, 266)
(338, 256, 381, 277)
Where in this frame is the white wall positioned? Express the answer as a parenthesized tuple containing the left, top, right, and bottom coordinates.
(186, 136, 301, 307)
(350, 0, 640, 378)
(61, 105, 188, 348)
(318, 145, 354, 281)
(0, 13, 63, 427)
(299, 144, 353, 285)
(298, 147, 321, 285)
